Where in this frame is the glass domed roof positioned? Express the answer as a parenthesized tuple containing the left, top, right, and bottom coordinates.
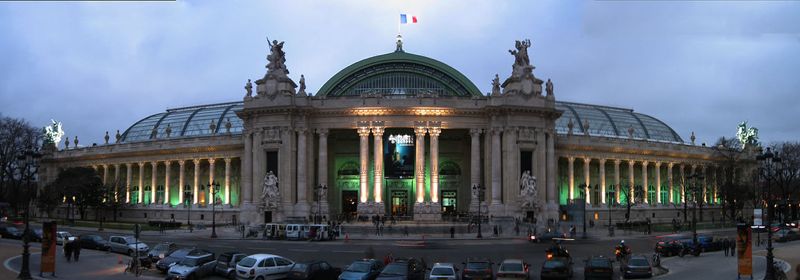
(119, 102, 243, 143)
(555, 101, 683, 143)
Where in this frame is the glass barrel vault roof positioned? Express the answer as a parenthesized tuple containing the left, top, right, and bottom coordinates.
(120, 101, 681, 144)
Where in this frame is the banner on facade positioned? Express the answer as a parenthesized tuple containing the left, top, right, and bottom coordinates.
(736, 223, 752, 277)
(41, 221, 57, 273)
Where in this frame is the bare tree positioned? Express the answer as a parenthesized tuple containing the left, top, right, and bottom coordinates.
(713, 136, 756, 224)
(771, 141, 800, 223)
(0, 115, 41, 214)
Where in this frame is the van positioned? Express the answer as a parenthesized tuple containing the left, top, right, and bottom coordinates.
(265, 223, 286, 240)
(300, 225, 311, 240)
(285, 224, 302, 240)
(310, 224, 329, 241)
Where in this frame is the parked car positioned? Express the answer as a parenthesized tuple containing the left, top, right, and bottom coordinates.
(429, 263, 458, 280)
(167, 250, 217, 280)
(540, 258, 572, 280)
(531, 230, 566, 243)
(55, 231, 74, 245)
(583, 256, 613, 280)
(339, 259, 384, 280)
(654, 240, 683, 257)
(774, 229, 799, 243)
(216, 251, 247, 279)
(156, 248, 204, 273)
(462, 258, 493, 280)
(376, 258, 427, 280)
(30, 228, 43, 242)
(107, 235, 149, 256)
(236, 254, 295, 280)
(78, 234, 110, 250)
(0, 225, 23, 239)
(621, 255, 652, 279)
(286, 224, 304, 240)
(496, 259, 528, 280)
(287, 260, 342, 280)
(147, 242, 178, 262)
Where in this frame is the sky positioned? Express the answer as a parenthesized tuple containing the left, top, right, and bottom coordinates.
(1, 0, 798, 147)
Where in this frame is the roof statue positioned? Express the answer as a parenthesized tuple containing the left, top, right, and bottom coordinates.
(545, 79, 554, 98)
(244, 79, 253, 99)
(396, 34, 403, 52)
(42, 119, 64, 150)
(491, 74, 501, 96)
(254, 37, 297, 98)
(736, 121, 759, 149)
(298, 74, 307, 97)
(502, 39, 543, 96)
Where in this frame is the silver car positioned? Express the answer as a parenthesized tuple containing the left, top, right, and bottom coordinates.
(168, 251, 218, 280)
(108, 235, 149, 256)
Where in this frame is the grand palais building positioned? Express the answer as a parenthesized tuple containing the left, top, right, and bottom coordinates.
(40, 38, 733, 228)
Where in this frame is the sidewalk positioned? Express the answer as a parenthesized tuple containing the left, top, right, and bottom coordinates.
(4, 244, 160, 280)
(658, 239, 800, 279)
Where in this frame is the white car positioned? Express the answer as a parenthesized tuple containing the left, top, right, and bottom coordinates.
(56, 231, 74, 245)
(107, 235, 149, 256)
(429, 263, 458, 280)
(496, 259, 529, 280)
(236, 254, 294, 280)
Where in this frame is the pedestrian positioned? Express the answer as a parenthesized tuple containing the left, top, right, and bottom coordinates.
(379, 223, 384, 236)
(403, 225, 409, 237)
(384, 252, 394, 266)
(514, 224, 520, 236)
(64, 240, 73, 262)
(730, 239, 736, 257)
(450, 226, 455, 238)
(723, 238, 730, 256)
(493, 225, 498, 237)
(73, 238, 81, 262)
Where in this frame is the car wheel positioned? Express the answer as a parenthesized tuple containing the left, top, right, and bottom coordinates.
(256, 277, 265, 280)
(227, 271, 235, 279)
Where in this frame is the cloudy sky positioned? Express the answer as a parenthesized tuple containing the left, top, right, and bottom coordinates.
(1, 0, 798, 146)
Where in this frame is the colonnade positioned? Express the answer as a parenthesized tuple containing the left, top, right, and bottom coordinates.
(91, 157, 238, 206)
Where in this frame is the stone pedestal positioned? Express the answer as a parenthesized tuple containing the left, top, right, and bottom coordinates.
(413, 202, 442, 221)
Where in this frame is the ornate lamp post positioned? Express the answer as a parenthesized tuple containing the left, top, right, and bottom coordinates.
(184, 185, 192, 233)
(206, 181, 220, 238)
(757, 147, 781, 280)
(687, 172, 704, 245)
(315, 185, 327, 224)
(16, 145, 42, 280)
(475, 184, 486, 239)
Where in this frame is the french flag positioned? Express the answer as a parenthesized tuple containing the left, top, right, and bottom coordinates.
(400, 14, 418, 24)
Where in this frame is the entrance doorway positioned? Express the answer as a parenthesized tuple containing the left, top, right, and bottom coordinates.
(391, 191, 408, 217)
(441, 191, 457, 214)
(264, 211, 272, 224)
(341, 190, 358, 215)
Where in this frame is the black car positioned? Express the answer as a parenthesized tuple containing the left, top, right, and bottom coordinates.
(156, 248, 202, 273)
(288, 260, 342, 280)
(462, 258, 493, 280)
(531, 231, 565, 243)
(338, 259, 384, 280)
(78, 234, 109, 250)
(376, 258, 427, 280)
(540, 258, 572, 280)
(31, 228, 43, 242)
(654, 240, 683, 257)
(0, 225, 23, 239)
(621, 255, 652, 279)
(584, 256, 613, 280)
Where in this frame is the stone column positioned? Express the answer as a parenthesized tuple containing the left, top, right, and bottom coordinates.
(224, 158, 232, 205)
(164, 160, 171, 205)
(567, 157, 575, 201)
(599, 159, 606, 204)
(712, 167, 718, 204)
(317, 129, 329, 214)
(242, 132, 252, 204)
(470, 129, 481, 190)
(414, 124, 428, 203)
(358, 125, 371, 203)
(680, 164, 686, 203)
(103, 164, 109, 185)
(642, 161, 649, 204)
(296, 128, 309, 216)
(429, 125, 441, 203)
(178, 160, 185, 204)
(583, 157, 591, 204)
(614, 159, 621, 204)
(150, 161, 158, 204)
(138, 162, 145, 204)
(546, 130, 557, 208)
(490, 128, 502, 206)
(701, 165, 707, 203)
(126, 163, 132, 203)
(628, 160, 635, 203)
(372, 125, 385, 203)
(113, 164, 120, 202)
(668, 163, 674, 204)
(193, 159, 201, 204)
(655, 162, 662, 205)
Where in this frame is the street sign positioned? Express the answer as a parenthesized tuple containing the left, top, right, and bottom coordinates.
(754, 209, 762, 226)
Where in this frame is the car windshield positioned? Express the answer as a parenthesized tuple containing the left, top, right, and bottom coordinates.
(239, 257, 256, 268)
(291, 264, 307, 272)
(431, 267, 455, 275)
(7, 227, 19, 233)
(218, 254, 232, 262)
(543, 260, 565, 269)
(123, 236, 138, 244)
(346, 262, 371, 272)
(382, 264, 407, 275)
(153, 244, 170, 251)
(179, 258, 199, 267)
(629, 259, 649, 266)
(590, 259, 610, 267)
(500, 263, 523, 272)
(466, 262, 489, 270)
(91, 236, 103, 241)
(169, 249, 191, 258)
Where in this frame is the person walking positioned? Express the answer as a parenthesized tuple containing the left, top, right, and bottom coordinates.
(64, 240, 73, 262)
(403, 225, 409, 237)
(722, 238, 730, 256)
(73, 238, 81, 262)
(730, 239, 736, 257)
(450, 226, 455, 238)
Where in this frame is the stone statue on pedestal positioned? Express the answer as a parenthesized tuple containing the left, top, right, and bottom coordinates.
(255, 37, 297, 98)
(546, 79, 554, 97)
(244, 79, 253, 98)
(519, 170, 538, 209)
(298, 75, 307, 96)
(491, 74, 501, 96)
(502, 39, 543, 96)
(261, 171, 280, 209)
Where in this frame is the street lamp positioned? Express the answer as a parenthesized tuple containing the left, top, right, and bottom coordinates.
(206, 181, 220, 238)
(757, 147, 782, 280)
(315, 185, 327, 224)
(184, 185, 192, 233)
(15, 145, 42, 280)
(474, 184, 486, 238)
(687, 172, 705, 246)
